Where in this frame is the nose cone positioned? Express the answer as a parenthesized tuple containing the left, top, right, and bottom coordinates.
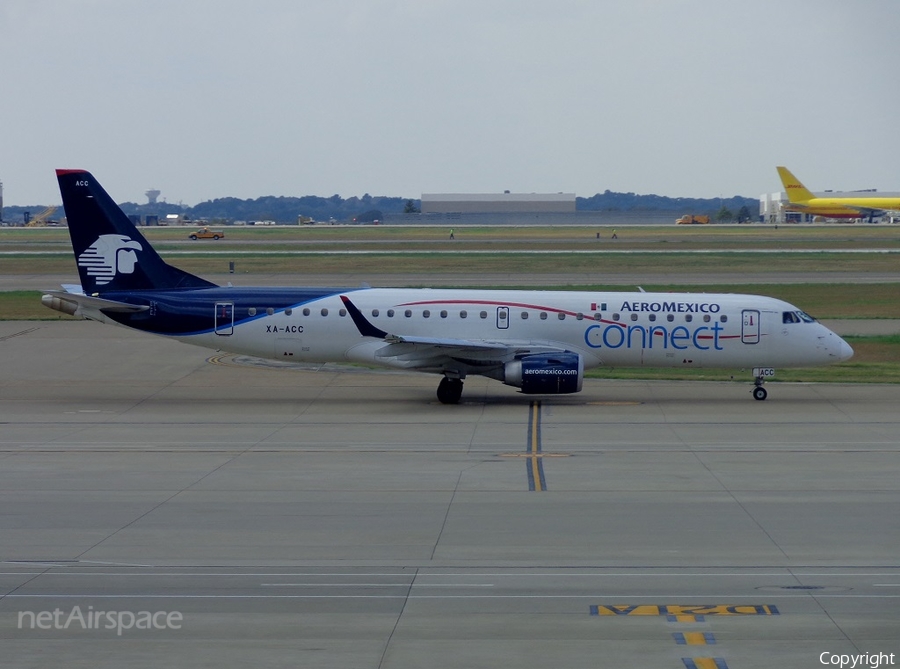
(838, 337, 854, 362)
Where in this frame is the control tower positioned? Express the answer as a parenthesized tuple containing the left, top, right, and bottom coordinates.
(145, 188, 161, 205)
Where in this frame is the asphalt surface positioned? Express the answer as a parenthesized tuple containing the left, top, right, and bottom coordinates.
(1, 321, 898, 668)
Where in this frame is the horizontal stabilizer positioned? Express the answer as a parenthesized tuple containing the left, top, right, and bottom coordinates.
(42, 290, 149, 316)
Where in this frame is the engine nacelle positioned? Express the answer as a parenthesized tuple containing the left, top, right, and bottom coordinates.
(503, 353, 584, 394)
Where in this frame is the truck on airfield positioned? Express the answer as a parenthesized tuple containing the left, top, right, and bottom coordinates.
(676, 214, 710, 225)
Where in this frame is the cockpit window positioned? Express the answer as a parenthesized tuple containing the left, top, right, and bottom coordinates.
(783, 311, 816, 324)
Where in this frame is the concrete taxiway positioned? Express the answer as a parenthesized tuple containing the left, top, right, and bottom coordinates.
(1, 321, 898, 668)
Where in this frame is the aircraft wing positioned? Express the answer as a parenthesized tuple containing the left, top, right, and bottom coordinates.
(340, 295, 567, 367)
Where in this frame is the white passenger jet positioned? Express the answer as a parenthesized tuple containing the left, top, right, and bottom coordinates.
(43, 170, 853, 403)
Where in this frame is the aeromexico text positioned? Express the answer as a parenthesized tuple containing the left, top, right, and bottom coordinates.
(617, 301, 721, 314)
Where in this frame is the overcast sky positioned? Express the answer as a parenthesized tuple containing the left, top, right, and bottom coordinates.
(2, 0, 899, 206)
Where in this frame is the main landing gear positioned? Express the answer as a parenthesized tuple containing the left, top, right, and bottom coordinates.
(752, 375, 768, 401)
(437, 376, 464, 404)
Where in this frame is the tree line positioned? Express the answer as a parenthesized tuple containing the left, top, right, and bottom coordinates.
(3, 191, 759, 224)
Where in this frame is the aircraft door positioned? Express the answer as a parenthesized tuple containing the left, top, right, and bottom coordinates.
(215, 302, 234, 336)
(496, 306, 510, 329)
(741, 309, 760, 344)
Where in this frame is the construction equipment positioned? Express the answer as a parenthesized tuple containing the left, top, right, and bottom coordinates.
(25, 206, 58, 226)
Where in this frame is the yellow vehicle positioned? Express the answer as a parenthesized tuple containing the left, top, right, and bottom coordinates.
(675, 214, 710, 225)
(189, 227, 224, 240)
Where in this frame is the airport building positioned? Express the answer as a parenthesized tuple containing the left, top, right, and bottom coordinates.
(421, 192, 576, 214)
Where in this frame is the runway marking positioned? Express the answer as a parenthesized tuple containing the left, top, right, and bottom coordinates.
(3, 570, 899, 577)
(673, 632, 717, 645)
(260, 583, 494, 588)
(682, 659, 728, 669)
(668, 614, 705, 623)
(4, 594, 900, 600)
(526, 401, 547, 492)
(590, 605, 779, 616)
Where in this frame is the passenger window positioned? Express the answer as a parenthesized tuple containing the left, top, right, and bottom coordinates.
(576, 313, 584, 321)
(387, 309, 395, 317)
(423, 310, 430, 318)
(685, 314, 693, 323)
(266, 308, 274, 316)
(720, 315, 727, 323)
(521, 312, 529, 320)
(540, 312, 548, 320)
(480, 311, 487, 319)
(648, 314, 656, 322)
(302, 308, 310, 316)
(339, 309, 346, 317)
(285, 308, 292, 316)
(613, 313, 620, 321)
(248, 307, 257, 316)
(321, 308, 328, 317)
(404, 310, 412, 318)
(460, 310, 467, 319)
(667, 314, 674, 322)
(703, 314, 711, 323)
(557, 312, 565, 320)
(372, 309, 379, 317)
(594, 313, 602, 321)
(440, 310, 447, 318)
(630, 313, 638, 321)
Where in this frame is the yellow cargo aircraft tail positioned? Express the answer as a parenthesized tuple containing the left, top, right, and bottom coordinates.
(776, 166, 815, 203)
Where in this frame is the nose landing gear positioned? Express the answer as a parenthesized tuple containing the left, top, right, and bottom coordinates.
(751, 367, 775, 401)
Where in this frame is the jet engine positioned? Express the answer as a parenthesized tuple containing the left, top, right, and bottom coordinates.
(503, 353, 584, 394)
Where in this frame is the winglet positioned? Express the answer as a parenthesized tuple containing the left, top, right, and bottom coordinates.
(340, 295, 389, 339)
(776, 166, 815, 203)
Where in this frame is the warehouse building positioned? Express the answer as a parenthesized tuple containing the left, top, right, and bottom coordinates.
(421, 192, 576, 214)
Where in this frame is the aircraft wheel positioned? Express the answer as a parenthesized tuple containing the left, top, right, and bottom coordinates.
(753, 386, 768, 401)
(437, 377, 463, 404)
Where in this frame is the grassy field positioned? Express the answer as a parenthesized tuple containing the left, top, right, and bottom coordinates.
(3, 222, 900, 249)
(3, 224, 898, 383)
(4, 251, 900, 279)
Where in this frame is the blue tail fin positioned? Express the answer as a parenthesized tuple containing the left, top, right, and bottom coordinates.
(56, 169, 217, 293)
